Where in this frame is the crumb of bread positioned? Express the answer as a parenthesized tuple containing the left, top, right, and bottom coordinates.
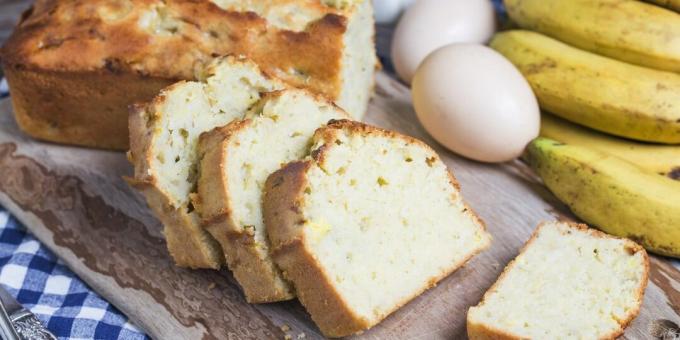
(467, 222, 648, 339)
(265, 121, 491, 337)
(202, 89, 348, 301)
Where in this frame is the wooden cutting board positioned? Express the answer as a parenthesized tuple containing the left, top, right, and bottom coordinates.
(0, 71, 679, 339)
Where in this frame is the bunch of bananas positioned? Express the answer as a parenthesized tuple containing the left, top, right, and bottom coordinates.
(491, 0, 680, 257)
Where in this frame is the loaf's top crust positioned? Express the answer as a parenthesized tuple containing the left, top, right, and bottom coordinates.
(1, 0, 368, 103)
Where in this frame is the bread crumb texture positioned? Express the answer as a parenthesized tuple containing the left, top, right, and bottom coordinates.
(210, 89, 348, 300)
(150, 57, 283, 208)
(468, 222, 648, 339)
(128, 56, 283, 268)
(227, 90, 347, 249)
(299, 122, 491, 325)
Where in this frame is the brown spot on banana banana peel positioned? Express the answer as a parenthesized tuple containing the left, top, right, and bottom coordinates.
(491, 31, 680, 143)
(503, 0, 680, 72)
(524, 59, 557, 75)
(525, 138, 680, 257)
(540, 114, 680, 178)
(669, 167, 680, 181)
(600, 103, 680, 143)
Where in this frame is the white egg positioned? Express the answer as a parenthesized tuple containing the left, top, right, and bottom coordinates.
(412, 44, 540, 163)
(392, 0, 497, 84)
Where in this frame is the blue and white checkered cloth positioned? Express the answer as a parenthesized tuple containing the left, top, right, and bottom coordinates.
(0, 206, 148, 339)
(0, 77, 147, 339)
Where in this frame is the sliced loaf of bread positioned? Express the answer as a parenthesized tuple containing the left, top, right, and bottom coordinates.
(128, 56, 285, 269)
(195, 89, 349, 302)
(263, 120, 491, 337)
(467, 222, 649, 340)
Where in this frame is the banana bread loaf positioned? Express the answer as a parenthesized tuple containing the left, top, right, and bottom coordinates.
(1, 0, 377, 149)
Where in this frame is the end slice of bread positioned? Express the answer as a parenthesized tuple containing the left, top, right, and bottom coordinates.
(195, 89, 349, 302)
(128, 55, 285, 269)
(263, 120, 491, 337)
(467, 222, 649, 340)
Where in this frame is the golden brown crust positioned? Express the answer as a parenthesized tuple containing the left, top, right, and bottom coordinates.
(0, 0, 371, 149)
(136, 178, 224, 269)
(314, 119, 450, 159)
(127, 101, 154, 183)
(196, 121, 295, 303)
(264, 161, 313, 249)
(467, 322, 525, 340)
(194, 122, 244, 225)
(127, 90, 224, 269)
(4, 65, 175, 150)
(1, 1, 348, 91)
(467, 222, 649, 340)
(264, 121, 490, 337)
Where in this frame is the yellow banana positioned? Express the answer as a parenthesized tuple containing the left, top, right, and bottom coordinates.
(490, 30, 680, 144)
(643, 0, 680, 13)
(504, 0, 680, 73)
(525, 137, 680, 258)
(541, 114, 680, 179)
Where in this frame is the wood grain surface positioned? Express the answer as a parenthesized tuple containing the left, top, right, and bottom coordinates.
(0, 2, 679, 339)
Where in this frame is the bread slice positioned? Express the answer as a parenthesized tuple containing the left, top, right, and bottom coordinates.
(128, 55, 285, 269)
(263, 120, 491, 337)
(195, 89, 349, 302)
(467, 222, 649, 340)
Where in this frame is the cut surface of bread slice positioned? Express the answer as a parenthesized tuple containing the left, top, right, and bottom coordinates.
(196, 89, 349, 302)
(263, 120, 491, 337)
(467, 222, 649, 340)
(128, 55, 285, 269)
